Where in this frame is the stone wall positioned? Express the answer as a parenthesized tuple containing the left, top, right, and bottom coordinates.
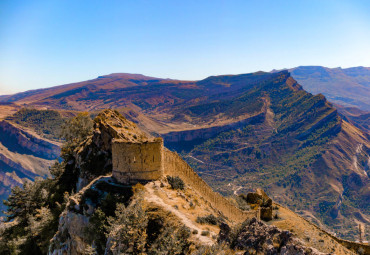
(112, 138, 256, 222)
(163, 148, 256, 223)
(112, 138, 164, 184)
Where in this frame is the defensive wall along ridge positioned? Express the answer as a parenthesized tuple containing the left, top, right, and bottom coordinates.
(112, 137, 256, 222)
(163, 147, 256, 222)
(111, 137, 370, 252)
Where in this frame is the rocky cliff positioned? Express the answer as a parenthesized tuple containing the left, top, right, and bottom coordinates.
(67, 109, 150, 191)
(0, 120, 60, 160)
(0, 120, 60, 216)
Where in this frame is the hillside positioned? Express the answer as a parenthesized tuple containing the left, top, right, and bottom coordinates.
(287, 66, 370, 134)
(162, 72, 369, 240)
(1, 109, 364, 254)
(0, 118, 61, 216)
(288, 66, 370, 111)
(0, 71, 368, 241)
(336, 105, 370, 134)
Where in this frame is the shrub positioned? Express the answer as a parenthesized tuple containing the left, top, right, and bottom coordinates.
(84, 208, 107, 254)
(189, 201, 195, 208)
(148, 225, 191, 254)
(80, 188, 100, 205)
(60, 112, 93, 159)
(201, 230, 210, 236)
(191, 243, 232, 255)
(166, 176, 185, 190)
(235, 195, 251, 211)
(192, 229, 198, 235)
(196, 214, 219, 225)
(132, 183, 145, 194)
(106, 202, 148, 254)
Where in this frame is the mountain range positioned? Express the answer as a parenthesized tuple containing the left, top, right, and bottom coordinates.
(287, 66, 370, 111)
(0, 67, 369, 241)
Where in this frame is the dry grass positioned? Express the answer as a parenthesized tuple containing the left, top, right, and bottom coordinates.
(143, 180, 223, 245)
(268, 204, 356, 254)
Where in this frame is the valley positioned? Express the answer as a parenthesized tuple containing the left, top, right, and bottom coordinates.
(0, 69, 368, 243)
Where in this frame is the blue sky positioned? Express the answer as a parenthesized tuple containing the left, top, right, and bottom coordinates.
(0, 0, 369, 95)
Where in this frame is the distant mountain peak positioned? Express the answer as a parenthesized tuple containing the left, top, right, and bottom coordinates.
(97, 73, 163, 80)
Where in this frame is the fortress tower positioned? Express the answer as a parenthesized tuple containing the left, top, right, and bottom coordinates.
(112, 137, 164, 184)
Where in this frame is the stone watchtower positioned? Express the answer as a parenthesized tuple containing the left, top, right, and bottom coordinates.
(112, 137, 164, 184)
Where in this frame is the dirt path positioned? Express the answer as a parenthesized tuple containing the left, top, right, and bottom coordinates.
(144, 182, 215, 245)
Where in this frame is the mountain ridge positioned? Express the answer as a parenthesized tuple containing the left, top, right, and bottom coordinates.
(287, 66, 370, 111)
(0, 70, 368, 241)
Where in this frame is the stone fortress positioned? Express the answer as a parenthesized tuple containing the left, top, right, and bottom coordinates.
(112, 137, 256, 222)
(112, 133, 370, 253)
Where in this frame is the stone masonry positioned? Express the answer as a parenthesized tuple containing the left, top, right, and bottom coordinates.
(112, 137, 164, 184)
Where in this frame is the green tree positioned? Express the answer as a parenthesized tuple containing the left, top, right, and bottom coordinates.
(60, 112, 93, 158)
(148, 225, 191, 255)
(106, 202, 148, 255)
(84, 208, 107, 254)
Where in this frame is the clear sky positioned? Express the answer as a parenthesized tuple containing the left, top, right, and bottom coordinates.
(0, 0, 369, 95)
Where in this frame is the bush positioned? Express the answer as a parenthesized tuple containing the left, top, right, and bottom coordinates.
(235, 195, 251, 211)
(60, 112, 93, 159)
(191, 243, 232, 255)
(132, 183, 145, 194)
(166, 176, 185, 190)
(201, 230, 210, 236)
(196, 214, 219, 225)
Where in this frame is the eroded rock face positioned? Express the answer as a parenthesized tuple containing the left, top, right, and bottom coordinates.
(219, 218, 326, 255)
(49, 211, 90, 255)
(0, 120, 59, 216)
(0, 120, 60, 160)
(48, 176, 133, 255)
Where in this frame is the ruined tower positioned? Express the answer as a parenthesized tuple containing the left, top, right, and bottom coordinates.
(112, 137, 164, 184)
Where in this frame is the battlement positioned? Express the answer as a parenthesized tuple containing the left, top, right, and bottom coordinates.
(112, 137, 164, 184)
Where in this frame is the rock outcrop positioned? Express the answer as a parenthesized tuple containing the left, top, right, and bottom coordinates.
(70, 109, 150, 191)
(219, 218, 326, 255)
